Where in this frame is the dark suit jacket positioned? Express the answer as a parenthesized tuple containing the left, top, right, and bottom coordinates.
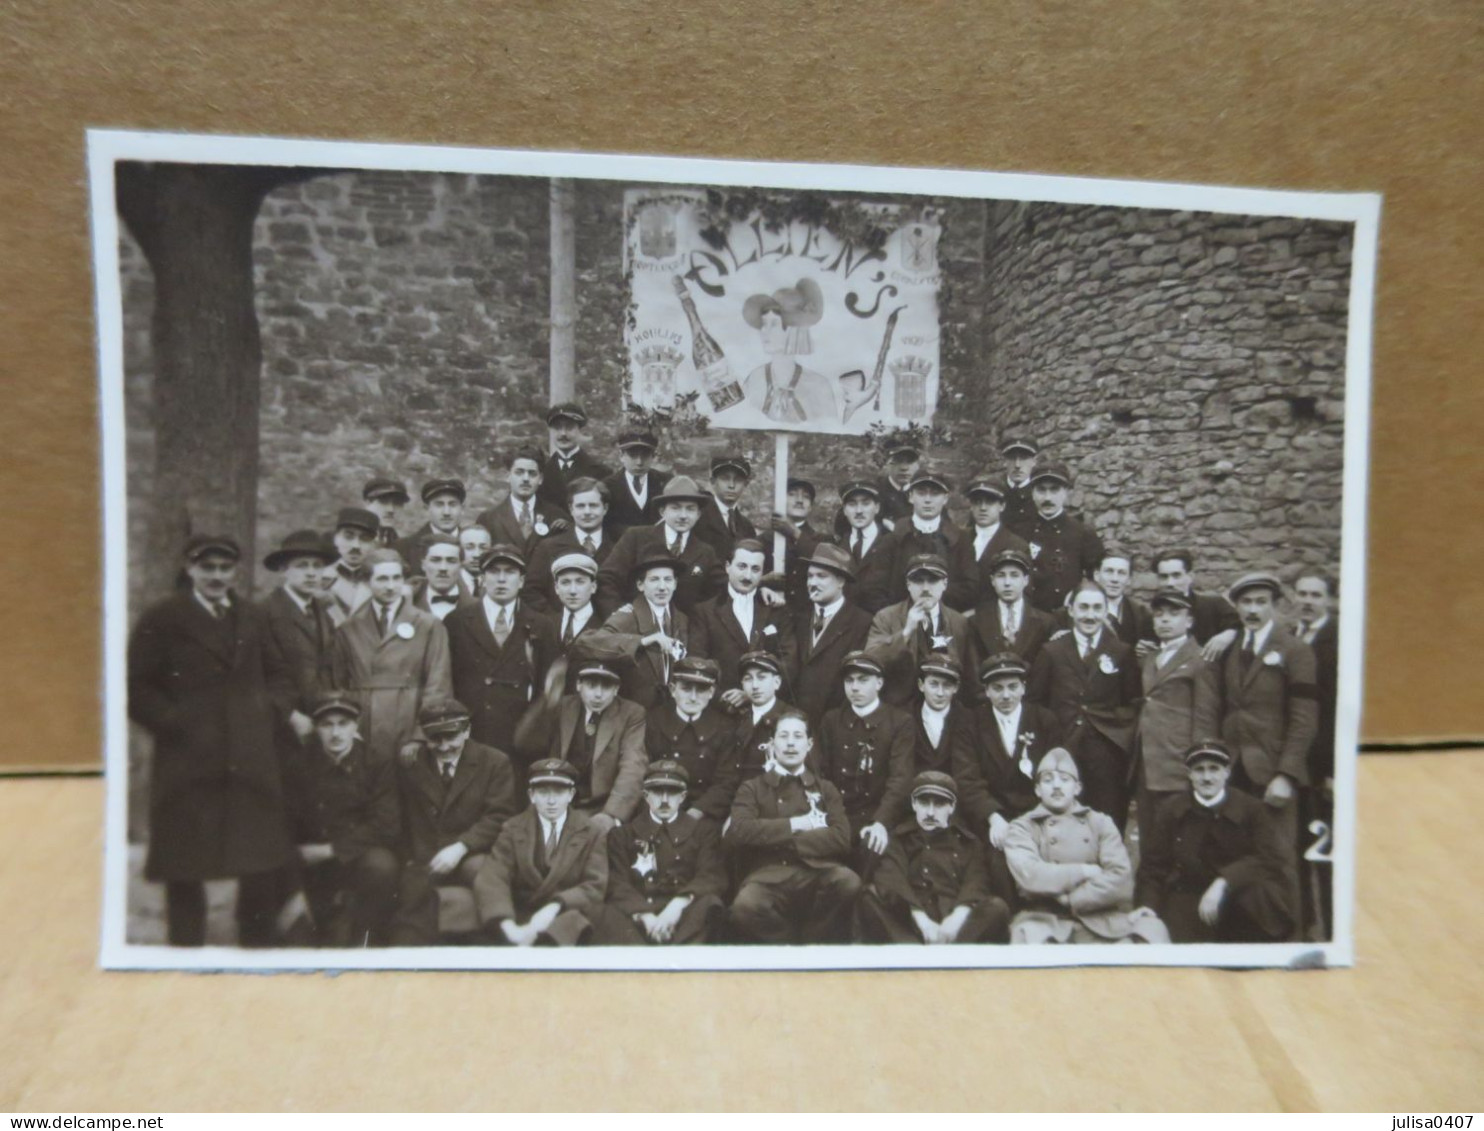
(297, 738, 403, 861)
(1053, 596, 1154, 647)
(1027, 631, 1142, 756)
(519, 528, 616, 618)
(549, 695, 648, 822)
(690, 589, 793, 692)
(443, 599, 561, 756)
(782, 600, 873, 724)
(1137, 638, 1221, 792)
(724, 768, 853, 878)
(889, 518, 966, 606)
(865, 600, 974, 707)
(692, 491, 758, 563)
(1299, 618, 1338, 782)
(1218, 628, 1319, 789)
(909, 698, 978, 776)
(537, 447, 611, 513)
(952, 702, 1064, 829)
(814, 702, 916, 831)
(645, 703, 740, 819)
(598, 523, 724, 616)
(602, 469, 669, 538)
(945, 524, 1033, 612)
(593, 600, 696, 711)
(873, 818, 994, 921)
(841, 524, 900, 615)
(967, 599, 1058, 670)
(475, 495, 573, 563)
(1191, 591, 1241, 645)
(605, 811, 726, 915)
(259, 586, 336, 719)
(474, 808, 609, 939)
(397, 739, 519, 864)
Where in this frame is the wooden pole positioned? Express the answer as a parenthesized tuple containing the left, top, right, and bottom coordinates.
(549, 177, 577, 403)
(774, 432, 790, 571)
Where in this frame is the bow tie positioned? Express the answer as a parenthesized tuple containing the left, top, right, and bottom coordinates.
(430, 592, 458, 605)
(338, 565, 367, 582)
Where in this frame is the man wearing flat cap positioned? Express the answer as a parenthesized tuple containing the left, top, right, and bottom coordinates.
(521, 477, 616, 620)
(362, 478, 410, 550)
(475, 759, 608, 946)
(1003, 749, 1169, 944)
(693, 454, 759, 563)
(397, 478, 467, 578)
(128, 535, 294, 946)
(945, 477, 1032, 613)
(329, 506, 382, 624)
(1020, 461, 1104, 613)
(691, 537, 793, 700)
(866, 553, 974, 708)
(592, 761, 728, 945)
(442, 542, 560, 761)
(966, 547, 1058, 669)
(814, 650, 916, 868)
(888, 469, 965, 603)
(857, 771, 1009, 944)
(535, 552, 604, 681)
(599, 474, 724, 616)
(997, 438, 1040, 538)
(1218, 571, 1318, 922)
(603, 429, 669, 539)
(836, 479, 902, 615)
(287, 693, 403, 947)
(645, 657, 741, 822)
(782, 542, 873, 726)
(390, 698, 519, 945)
(538, 402, 610, 515)
(1137, 741, 1296, 943)
(476, 448, 572, 562)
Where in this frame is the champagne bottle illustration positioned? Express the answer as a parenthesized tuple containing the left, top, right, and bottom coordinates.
(672, 275, 744, 412)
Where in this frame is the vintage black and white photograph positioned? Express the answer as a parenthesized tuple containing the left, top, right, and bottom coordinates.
(93, 132, 1376, 970)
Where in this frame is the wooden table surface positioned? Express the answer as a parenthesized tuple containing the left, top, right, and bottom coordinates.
(1, 753, 1479, 1112)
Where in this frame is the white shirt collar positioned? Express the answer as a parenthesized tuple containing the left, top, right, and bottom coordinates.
(921, 701, 949, 723)
(1194, 789, 1227, 810)
(1158, 633, 1188, 654)
(575, 526, 603, 548)
(1076, 627, 1102, 652)
(1245, 621, 1275, 653)
(751, 698, 777, 724)
(851, 522, 880, 553)
(816, 595, 845, 622)
(912, 514, 942, 534)
(283, 586, 314, 614)
(662, 525, 687, 552)
(850, 700, 881, 719)
(539, 812, 567, 841)
(994, 703, 1023, 729)
(193, 590, 231, 616)
(973, 521, 1000, 550)
(563, 604, 594, 633)
(646, 600, 672, 626)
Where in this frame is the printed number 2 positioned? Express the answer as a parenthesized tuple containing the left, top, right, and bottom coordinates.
(1304, 819, 1333, 864)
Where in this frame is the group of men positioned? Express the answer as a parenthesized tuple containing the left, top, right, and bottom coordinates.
(128, 402, 1339, 950)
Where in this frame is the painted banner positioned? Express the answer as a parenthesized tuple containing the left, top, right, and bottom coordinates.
(624, 189, 943, 435)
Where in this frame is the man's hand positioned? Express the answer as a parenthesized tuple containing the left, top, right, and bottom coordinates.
(289, 710, 316, 740)
(297, 842, 335, 865)
(686, 806, 705, 821)
(589, 812, 618, 835)
(1199, 877, 1229, 926)
(720, 688, 749, 710)
(527, 901, 562, 940)
(860, 822, 889, 855)
(644, 631, 680, 657)
(988, 812, 1010, 850)
(1134, 639, 1159, 660)
(1264, 773, 1296, 809)
(790, 810, 829, 832)
(547, 518, 570, 534)
(500, 919, 536, 947)
(397, 740, 424, 768)
(758, 586, 788, 608)
(938, 905, 972, 944)
(769, 515, 798, 541)
(428, 841, 469, 876)
(1048, 627, 1070, 641)
(637, 912, 664, 942)
(903, 599, 934, 638)
(652, 897, 689, 943)
(1201, 628, 1238, 663)
(911, 909, 943, 944)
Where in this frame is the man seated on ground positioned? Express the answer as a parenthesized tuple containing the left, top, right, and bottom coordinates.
(592, 761, 728, 946)
(1136, 740, 1296, 943)
(287, 693, 402, 947)
(724, 710, 860, 944)
(857, 771, 1009, 944)
(1002, 748, 1169, 945)
(390, 699, 518, 946)
(474, 759, 609, 946)
(645, 657, 741, 823)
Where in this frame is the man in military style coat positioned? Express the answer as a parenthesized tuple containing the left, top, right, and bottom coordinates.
(128, 535, 295, 946)
(865, 553, 974, 708)
(476, 447, 573, 563)
(837, 479, 901, 615)
(908, 653, 977, 777)
(781, 543, 873, 725)
(521, 477, 616, 619)
(599, 475, 724, 616)
(397, 478, 467, 580)
(1137, 741, 1296, 943)
(391, 699, 519, 945)
(1026, 580, 1142, 831)
(645, 658, 741, 822)
(725, 710, 861, 944)
(1021, 461, 1104, 613)
(442, 543, 560, 763)
(887, 469, 965, 605)
(692, 454, 758, 563)
(966, 548, 1058, 669)
(602, 429, 669, 539)
(592, 761, 728, 945)
(475, 759, 609, 946)
(997, 438, 1040, 537)
(690, 538, 792, 697)
(537, 402, 611, 515)
(945, 477, 1032, 613)
(857, 771, 1010, 944)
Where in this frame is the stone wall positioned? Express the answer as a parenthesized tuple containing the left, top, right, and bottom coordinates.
(980, 201, 1350, 593)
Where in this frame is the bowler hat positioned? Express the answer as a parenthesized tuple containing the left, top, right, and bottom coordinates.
(911, 770, 958, 804)
(631, 552, 685, 581)
(184, 534, 241, 563)
(528, 759, 579, 788)
(798, 541, 857, 582)
(264, 529, 339, 571)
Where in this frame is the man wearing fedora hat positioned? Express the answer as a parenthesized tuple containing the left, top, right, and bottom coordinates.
(857, 771, 1009, 944)
(594, 551, 697, 711)
(128, 535, 295, 946)
(966, 548, 1058, 669)
(521, 477, 616, 620)
(782, 542, 873, 726)
(602, 429, 670, 539)
(397, 478, 467, 578)
(329, 506, 382, 624)
(945, 477, 1032, 613)
(442, 543, 560, 762)
(475, 758, 609, 946)
(538, 402, 610, 514)
(1021, 461, 1104, 613)
(692, 454, 759, 563)
(592, 760, 728, 945)
(389, 698, 519, 946)
(599, 473, 723, 616)
(645, 657, 741, 822)
(998, 438, 1040, 537)
(1137, 740, 1296, 943)
(1218, 571, 1318, 923)
(866, 553, 974, 708)
(362, 477, 410, 550)
(740, 277, 836, 424)
(476, 447, 572, 562)
(836, 479, 902, 614)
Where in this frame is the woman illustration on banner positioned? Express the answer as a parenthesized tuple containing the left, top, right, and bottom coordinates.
(741, 278, 837, 425)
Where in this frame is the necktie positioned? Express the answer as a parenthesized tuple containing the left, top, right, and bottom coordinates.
(544, 821, 560, 863)
(209, 600, 226, 621)
(851, 532, 863, 563)
(561, 612, 575, 646)
(812, 609, 826, 641)
(631, 474, 644, 499)
(1298, 620, 1311, 642)
(727, 507, 738, 536)
(494, 605, 511, 646)
(376, 603, 391, 638)
(518, 502, 533, 539)
(1077, 635, 1088, 659)
(440, 760, 455, 785)
(582, 534, 597, 555)
(1003, 603, 1018, 639)
(585, 712, 599, 738)
(1240, 631, 1255, 672)
(661, 608, 673, 638)
(667, 534, 681, 557)
(431, 591, 456, 606)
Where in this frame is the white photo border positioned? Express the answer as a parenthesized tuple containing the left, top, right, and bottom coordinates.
(90, 128, 1378, 972)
